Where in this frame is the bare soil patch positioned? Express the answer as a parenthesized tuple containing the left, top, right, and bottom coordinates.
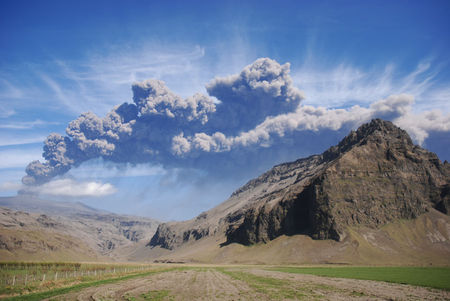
(45, 267, 450, 300)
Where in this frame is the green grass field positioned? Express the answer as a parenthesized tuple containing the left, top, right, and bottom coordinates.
(271, 266, 450, 290)
(2, 264, 449, 300)
(1, 267, 176, 301)
(0, 262, 166, 299)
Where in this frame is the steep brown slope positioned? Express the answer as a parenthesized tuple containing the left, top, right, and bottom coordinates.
(143, 209, 450, 265)
(0, 197, 160, 261)
(224, 119, 449, 245)
(0, 207, 100, 261)
(149, 119, 450, 254)
(149, 154, 328, 250)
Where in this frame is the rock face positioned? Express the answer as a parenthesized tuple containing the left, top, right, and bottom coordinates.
(149, 119, 450, 249)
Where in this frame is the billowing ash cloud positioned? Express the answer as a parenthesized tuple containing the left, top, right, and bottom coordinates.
(23, 58, 450, 186)
(132, 80, 215, 124)
(173, 94, 436, 153)
(205, 58, 303, 134)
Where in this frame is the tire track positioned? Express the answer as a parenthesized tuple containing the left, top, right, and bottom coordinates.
(48, 268, 258, 300)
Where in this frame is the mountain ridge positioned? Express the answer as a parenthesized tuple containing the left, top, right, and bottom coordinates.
(0, 195, 106, 216)
(0, 197, 160, 261)
(149, 119, 450, 251)
(1, 119, 449, 264)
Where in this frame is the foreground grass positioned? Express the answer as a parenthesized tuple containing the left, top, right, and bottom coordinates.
(4, 264, 449, 299)
(271, 266, 450, 291)
(0, 261, 152, 296)
(219, 268, 319, 300)
(2, 268, 175, 301)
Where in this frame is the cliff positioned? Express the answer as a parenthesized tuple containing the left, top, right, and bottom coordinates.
(149, 119, 449, 249)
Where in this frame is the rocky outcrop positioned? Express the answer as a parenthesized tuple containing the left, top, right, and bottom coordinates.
(148, 223, 210, 250)
(149, 119, 449, 249)
(224, 119, 449, 245)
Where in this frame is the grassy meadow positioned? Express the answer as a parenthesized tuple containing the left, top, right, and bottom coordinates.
(0, 262, 168, 300)
(1, 263, 449, 300)
(271, 266, 450, 291)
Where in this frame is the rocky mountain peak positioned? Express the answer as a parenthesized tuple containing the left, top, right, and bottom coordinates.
(353, 117, 407, 137)
(323, 119, 413, 162)
(149, 119, 449, 249)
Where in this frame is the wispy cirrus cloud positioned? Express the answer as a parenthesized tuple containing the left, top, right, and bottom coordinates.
(0, 78, 21, 118)
(0, 44, 209, 118)
(41, 44, 208, 115)
(38, 73, 85, 114)
(0, 108, 15, 118)
(71, 45, 206, 85)
(0, 119, 59, 130)
(0, 136, 47, 147)
(0, 78, 24, 100)
(5, 41, 447, 121)
(293, 59, 449, 112)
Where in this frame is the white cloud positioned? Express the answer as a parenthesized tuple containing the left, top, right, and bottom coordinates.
(293, 60, 449, 113)
(172, 94, 450, 153)
(395, 110, 450, 145)
(27, 178, 117, 197)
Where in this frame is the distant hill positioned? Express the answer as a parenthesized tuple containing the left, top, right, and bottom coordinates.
(146, 119, 450, 265)
(0, 197, 160, 262)
(0, 195, 105, 216)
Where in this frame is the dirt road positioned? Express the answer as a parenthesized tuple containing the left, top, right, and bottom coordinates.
(45, 267, 450, 300)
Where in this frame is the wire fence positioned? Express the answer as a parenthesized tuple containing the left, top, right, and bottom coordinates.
(0, 262, 152, 288)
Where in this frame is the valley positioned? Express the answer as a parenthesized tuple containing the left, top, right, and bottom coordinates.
(0, 197, 160, 262)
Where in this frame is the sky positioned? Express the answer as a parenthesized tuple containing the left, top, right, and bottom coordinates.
(0, 0, 449, 221)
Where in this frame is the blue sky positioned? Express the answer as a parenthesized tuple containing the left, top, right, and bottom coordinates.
(1, 0, 449, 220)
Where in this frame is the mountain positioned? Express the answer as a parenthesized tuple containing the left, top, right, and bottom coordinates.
(0, 196, 160, 262)
(1, 119, 448, 264)
(147, 119, 450, 265)
(0, 195, 106, 216)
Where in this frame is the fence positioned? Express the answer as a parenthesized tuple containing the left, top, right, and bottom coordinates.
(0, 263, 151, 288)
